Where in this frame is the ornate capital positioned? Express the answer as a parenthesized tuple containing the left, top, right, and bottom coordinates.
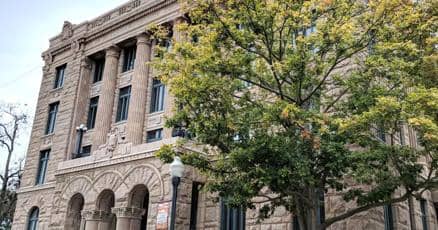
(136, 33, 151, 45)
(81, 57, 92, 69)
(81, 210, 114, 222)
(105, 45, 121, 58)
(111, 207, 145, 219)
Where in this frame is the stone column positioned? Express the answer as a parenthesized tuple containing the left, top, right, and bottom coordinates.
(112, 207, 145, 230)
(163, 18, 185, 138)
(82, 210, 113, 230)
(126, 34, 152, 145)
(94, 46, 120, 147)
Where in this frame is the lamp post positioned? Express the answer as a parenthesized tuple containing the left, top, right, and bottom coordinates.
(74, 124, 88, 158)
(169, 156, 185, 230)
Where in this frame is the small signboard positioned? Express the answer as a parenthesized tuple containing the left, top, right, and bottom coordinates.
(156, 202, 170, 229)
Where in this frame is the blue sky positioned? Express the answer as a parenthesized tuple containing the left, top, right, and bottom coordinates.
(0, 0, 128, 171)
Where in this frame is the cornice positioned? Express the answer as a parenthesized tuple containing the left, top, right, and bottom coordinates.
(44, 0, 179, 58)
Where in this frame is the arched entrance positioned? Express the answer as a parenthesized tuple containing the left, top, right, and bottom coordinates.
(96, 189, 116, 230)
(65, 193, 85, 230)
(129, 184, 149, 230)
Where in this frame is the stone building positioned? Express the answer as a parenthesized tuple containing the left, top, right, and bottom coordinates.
(12, 0, 438, 230)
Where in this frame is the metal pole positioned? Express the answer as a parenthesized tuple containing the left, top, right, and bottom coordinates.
(170, 176, 180, 230)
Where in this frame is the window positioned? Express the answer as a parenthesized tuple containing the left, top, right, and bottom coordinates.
(293, 216, 300, 230)
(27, 207, 39, 230)
(399, 123, 405, 145)
(220, 198, 245, 230)
(87, 97, 99, 129)
(93, 59, 105, 83)
(36, 150, 50, 185)
(317, 191, 325, 225)
(116, 86, 131, 122)
(122, 46, 136, 72)
(45, 102, 59, 134)
(384, 204, 394, 230)
(150, 79, 165, 113)
(190, 182, 203, 230)
(377, 123, 386, 142)
(420, 199, 428, 230)
(147, 129, 163, 143)
(54, 64, 66, 89)
(80, 145, 92, 157)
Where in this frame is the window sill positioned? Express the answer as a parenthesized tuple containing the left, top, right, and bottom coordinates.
(41, 133, 55, 139)
(50, 86, 64, 92)
(148, 111, 165, 116)
(115, 120, 128, 125)
(120, 69, 134, 76)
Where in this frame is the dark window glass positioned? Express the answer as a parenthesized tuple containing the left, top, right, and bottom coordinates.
(150, 79, 165, 113)
(190, 182, 203, 230)
(116, 86, 131, 122)
(87, 97, 99, 129)
(317, 191, 325, 225)
(93, 59, 105, 83)
(122, 46, 136, 72)
(147, 129, 163, 143)
(36, 150, 50, 185)
(293, 216, 300, 230)
(80, 145, 92, 157)
(384, 204, 394, 230)
(45, 102, 59, 134)
(377, 123, 386, 142)
(399, 123, 405, 145)
(420, 199, 428, 230)
(54, 64, 66, 89)
(27, 207, 39, 230)
(220, 198, 245, 230)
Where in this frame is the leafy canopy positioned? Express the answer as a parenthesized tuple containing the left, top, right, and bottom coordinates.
(154, 0, 437, 229)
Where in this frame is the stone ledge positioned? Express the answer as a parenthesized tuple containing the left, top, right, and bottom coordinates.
(55, 137, 179, 175)
(17, 182, 56, 194)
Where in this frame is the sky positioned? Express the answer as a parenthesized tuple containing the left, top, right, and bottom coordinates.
(0, 0, 128, 172)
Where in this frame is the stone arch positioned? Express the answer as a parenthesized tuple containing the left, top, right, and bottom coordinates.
(128, 184, 150, 230)
(123, 164, 164, 201)
(93, 170, 124, 195)
(27, 206, 39, 230)
(61, 175, 94, 201)
(64, 193, 85, 230)
(96, 189, 115, 212)
(95, 189, 117, 230)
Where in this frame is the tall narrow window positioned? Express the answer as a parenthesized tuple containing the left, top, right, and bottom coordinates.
(146, 129, 163, 143)
(122, 46, 136, 72)
(27, 207, 39, 230)
(384, 204, 394, 230)
(87, 96, 99, 129)
(93, 59, 105, 83)
(45, 102, 59, 134)
(190, 182, 203, 230)
(150, 79, 165, 113)
(54, 64, 66, 89)
(36, 150, 50, 185)
(420, 199, 428, 230)
(317, 191, 325, 225)
(220, 198, 246, 230)
(116, 86, 131, 122)
(293, 215, 300, 230)
(377, 123, 386, 142)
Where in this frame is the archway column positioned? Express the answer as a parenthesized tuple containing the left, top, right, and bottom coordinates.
(112, 207, 145, 230)
(82, 210, 114, 230)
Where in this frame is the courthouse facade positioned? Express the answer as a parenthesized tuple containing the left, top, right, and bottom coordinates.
(12, 0, 438, 229)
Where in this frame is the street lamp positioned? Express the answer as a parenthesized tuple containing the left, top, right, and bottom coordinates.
(169, 156, 185, 230)
(74, 124, 88, 158)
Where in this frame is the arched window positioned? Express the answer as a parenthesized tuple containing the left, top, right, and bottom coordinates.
(27, 207, 39, 230)
(128, 185, 149, 230)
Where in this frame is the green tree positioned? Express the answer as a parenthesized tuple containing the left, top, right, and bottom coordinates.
(154, 0, 437, 229)
(0, 103, 28, 229)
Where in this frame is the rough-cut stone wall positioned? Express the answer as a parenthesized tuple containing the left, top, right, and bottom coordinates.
(12, 0, 438, 230)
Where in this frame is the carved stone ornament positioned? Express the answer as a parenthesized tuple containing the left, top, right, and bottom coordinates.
(111, 207, 145, 219)
(82, 210, 114, 221)
(62, 21, 74, 40)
